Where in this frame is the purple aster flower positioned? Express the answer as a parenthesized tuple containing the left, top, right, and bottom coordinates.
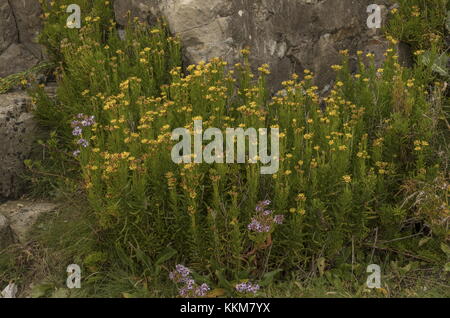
(256, 200, 271, 212)
(273, 215, 285, 225)
(179, 287, 188, 297)
(263, 210, 273, 216)
(77, 138, 89, 148)
(195, 283, 210, 297)
(81, 116, 96, 127)
(235, 282, 250, 293)
(248, 284, 260, 294)
(175, 264, 191, 278)
(248, 219, 262, 232)
(235, 282, 260, 294)
(186, 279, 195, 290)
(170, 265, 211, 298)
(72, 126, 82, 136)
(73, 150, 81, 157)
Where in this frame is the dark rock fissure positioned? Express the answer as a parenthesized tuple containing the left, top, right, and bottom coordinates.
(6, 0, 20, 43)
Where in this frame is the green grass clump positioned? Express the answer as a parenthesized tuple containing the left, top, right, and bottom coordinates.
(387, 0, 449, 51)
(0, 62, 54, 94)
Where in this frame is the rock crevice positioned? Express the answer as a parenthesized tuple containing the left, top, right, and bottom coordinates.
(0, 0, 42, 77)
(6, 0, 20, 43)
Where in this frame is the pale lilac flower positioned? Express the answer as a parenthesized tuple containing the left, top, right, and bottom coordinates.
(248, 219, 271, 233)
(170, 264, 193, 284)
(248, 219, 262, 232)
(74, 114, 95, 127)
(273, 215, 285, 225)
(72, 126, 82, 136)
(249, 199, 284, 233)
(235, 282, 250, 293)
(248, 284, 260, 294)
(186, 279, 195, 290)
(179, 287, 188, 297)
(195, 283, 210, 297)
(235, 282, 260, 294)
(170, 265, 210, 298)
(176, 264, 191, 278)
(77, 138, 89, 148)
(73, 150, 81, 157)
(81, 116, 96, 127)
(256, 200, 271, 212)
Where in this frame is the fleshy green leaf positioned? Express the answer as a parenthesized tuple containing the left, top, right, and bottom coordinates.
(440, 243, 450, 257)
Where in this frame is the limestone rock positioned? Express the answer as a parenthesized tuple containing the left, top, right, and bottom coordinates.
(0, 200, 58, 243)
(1, 282, 18, 298)
(0, 91, 37, 199)
(114, 0, 161, 26)
(0, 213, 15, 249)
(0, 0, 42, 77)
(8, 0, 43, 59)
(160, 0, 234, 65)
(114, 0, 395, 89)
(0, 0, 18, 53)
(0, 43, 40, 78)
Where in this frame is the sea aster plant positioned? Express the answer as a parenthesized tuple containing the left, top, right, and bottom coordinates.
(235, 282, 260, 294)
(169, 264, 210, 298)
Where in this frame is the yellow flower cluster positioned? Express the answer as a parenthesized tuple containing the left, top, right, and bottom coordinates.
(414, 140, 429, 151)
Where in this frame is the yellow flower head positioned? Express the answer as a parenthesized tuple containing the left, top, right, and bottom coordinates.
(240, 48, 251, 56)
(342, 175, 352, 183)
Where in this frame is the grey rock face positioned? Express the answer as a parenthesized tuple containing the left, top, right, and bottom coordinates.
(8, 0, 42, 58)
(114, 0, 161, 26)
(0, 0, 42, 77)
(0, 91, 37, 199)
(113, 0, 394, 89)
(0, 0, 400, 85)
(0, 43, 41, 77)
(0, 0, 18, 53)
(0, 213, 15, 249)
(0, 200, 58, 243)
